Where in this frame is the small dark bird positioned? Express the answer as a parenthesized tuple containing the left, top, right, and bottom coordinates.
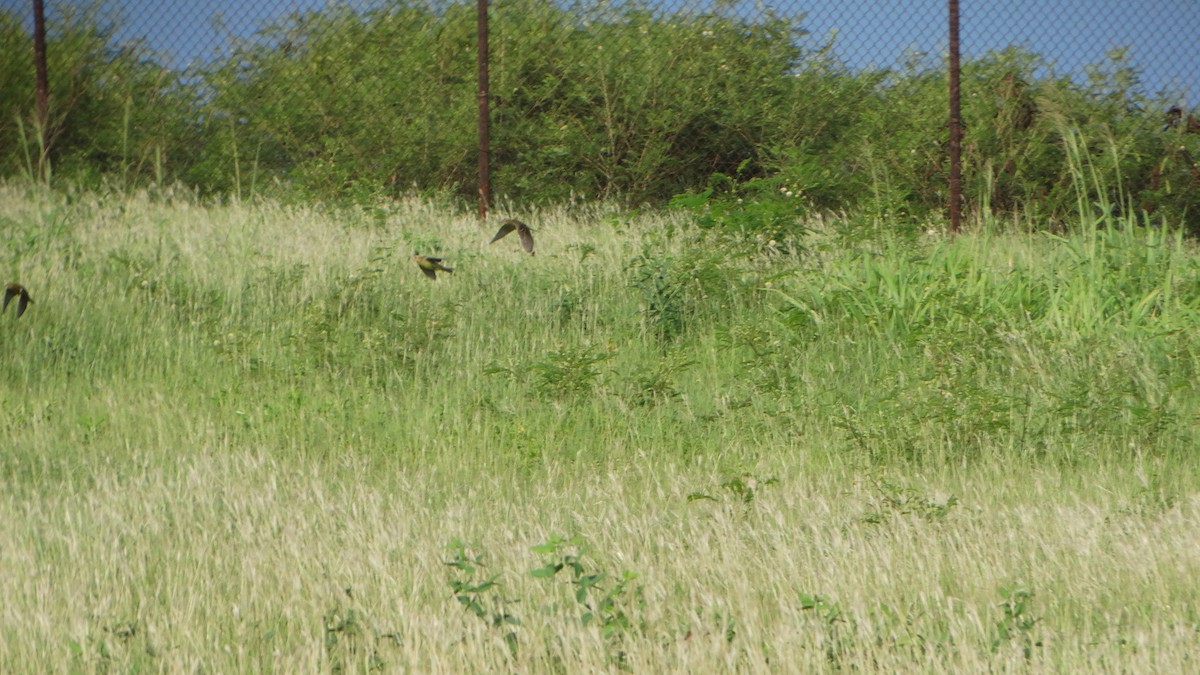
(3, 283, 31, 318)
(1164, 106, 1200, 134)
(1165, 106, 1184, 131)
(490, 218, 535, 255)
(412, 254, 453, 280)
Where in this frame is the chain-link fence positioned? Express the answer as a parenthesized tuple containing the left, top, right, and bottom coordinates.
(2, 1, 1198, 226)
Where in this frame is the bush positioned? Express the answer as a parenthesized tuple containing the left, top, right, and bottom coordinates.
(2, 5, 1197, 233)
(0, 6, 198, 187)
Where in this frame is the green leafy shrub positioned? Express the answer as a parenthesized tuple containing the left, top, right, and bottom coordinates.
(445, 540, 520, 659)
(0, 6, 198, 187)
(629, 241, 746, 343)
(530, 534, 644, 650)
(3, 5, 1198, 233)
(993, 585, 1041, 659)
(669, 168, 811, 251)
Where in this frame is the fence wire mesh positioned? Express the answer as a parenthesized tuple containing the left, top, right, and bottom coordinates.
(1, 0, 1197, 225)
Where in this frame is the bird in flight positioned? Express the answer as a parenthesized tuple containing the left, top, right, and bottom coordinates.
(490, 219, 535, 255)
(412, 254, 453, 280)
(3, 283, 32, 317)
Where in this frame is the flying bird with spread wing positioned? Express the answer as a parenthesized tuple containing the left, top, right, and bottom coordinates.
(3, 283, 32, 317)
(412, 254, 453, 280)
(490, 218, 535, 255)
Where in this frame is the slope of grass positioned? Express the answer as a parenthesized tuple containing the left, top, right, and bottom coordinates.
(1, 183, 1198, 672)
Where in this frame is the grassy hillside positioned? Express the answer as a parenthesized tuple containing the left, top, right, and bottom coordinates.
(1, 183, 1199, 672)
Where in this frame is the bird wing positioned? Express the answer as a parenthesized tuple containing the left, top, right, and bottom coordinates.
(414, 256, 439, 279)
(517, 224, 535, 254)
(490, 222, 516, 243)
(16, 292, 29, 317)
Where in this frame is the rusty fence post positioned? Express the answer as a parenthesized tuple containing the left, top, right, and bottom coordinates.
(32, 0, 50, 184)
(947, 0, 962, 232)
(476, 0, 491, 220)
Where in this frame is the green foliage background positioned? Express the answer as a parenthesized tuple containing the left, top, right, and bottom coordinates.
(0, 1, 1197, 229)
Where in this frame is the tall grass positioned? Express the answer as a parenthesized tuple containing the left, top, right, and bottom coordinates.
(1, 183, 1199, 672)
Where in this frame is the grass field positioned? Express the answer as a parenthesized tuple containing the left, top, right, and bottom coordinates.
(1, 183, 1198, 672)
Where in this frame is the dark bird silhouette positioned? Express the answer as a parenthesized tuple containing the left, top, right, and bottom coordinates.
(1165, 106, 1183, 131)
(3, 283, 31, 318)
(490, 219, 535, 255)
(1164, 106, 1200, 134)
(412, 254, 453, 280)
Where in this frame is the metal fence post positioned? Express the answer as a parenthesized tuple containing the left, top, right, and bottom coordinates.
(948, 0, 962, 232)
(32, 0, 50, 184)
(477, 0, 491, 220)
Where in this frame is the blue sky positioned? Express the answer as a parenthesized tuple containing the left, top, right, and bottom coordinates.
(777, 0, 1196, 101)
(5, 0, 1196, 103)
